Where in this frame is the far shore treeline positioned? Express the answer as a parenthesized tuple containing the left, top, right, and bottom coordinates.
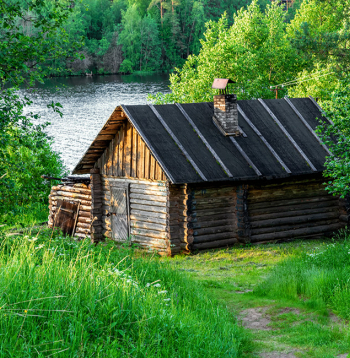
(14, 0, 300, 76)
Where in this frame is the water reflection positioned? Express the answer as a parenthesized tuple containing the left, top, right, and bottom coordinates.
(22, 73, 170, 172)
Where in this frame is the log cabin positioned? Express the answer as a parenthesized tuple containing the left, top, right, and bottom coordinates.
(48, 80, 349, 255)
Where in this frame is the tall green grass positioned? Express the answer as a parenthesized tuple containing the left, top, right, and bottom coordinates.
(255, 231, 350, 319)
(0, 229, 244, 357)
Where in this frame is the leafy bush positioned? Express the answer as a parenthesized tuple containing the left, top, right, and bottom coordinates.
(0, 231, 245, 357)
(255, 232, 350, 319)
(0, 91, 66, 226)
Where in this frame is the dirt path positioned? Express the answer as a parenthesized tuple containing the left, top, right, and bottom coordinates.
(167, 242, 350, 358)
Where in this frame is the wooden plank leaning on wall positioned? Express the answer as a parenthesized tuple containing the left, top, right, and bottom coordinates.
(48, 183, 92, 239)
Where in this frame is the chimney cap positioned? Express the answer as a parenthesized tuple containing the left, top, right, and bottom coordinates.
(212, 78, 235, 90)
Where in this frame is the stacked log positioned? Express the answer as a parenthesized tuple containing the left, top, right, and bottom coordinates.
(248, 180, 345, 243)
(168, 184, 189, 255)
(48, 183, 92, 239)
(187, 185, 238, 251)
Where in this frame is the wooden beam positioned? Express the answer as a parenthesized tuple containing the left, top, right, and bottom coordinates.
(175, 103, 233, 178)
(125, 122, 132, 177)
(137, 134, 144, 178)
(148, 104, 207, 181)
(118, 126, 124, 177)
(145, 146, 150, 179)
(150, 155, 155, 180)
(112, 133, 119, 177)
(237, 104, 292, 174)
(131, 126, 137, 178)
(258, 98, 317, 172)
(284, 97, 332, 155)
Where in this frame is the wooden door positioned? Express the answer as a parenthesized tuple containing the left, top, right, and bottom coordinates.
(110, 185, 129, 242)
(55, 200, 79, 236)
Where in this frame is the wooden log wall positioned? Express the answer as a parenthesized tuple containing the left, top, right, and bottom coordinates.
(101, 177, 170, 255)
(97, 121, 167, 181)
(247, 178, 346, 243)
(186, 184, 238, 251)
(168, 184, 189, 254)
(90, 169, 103, 242)
(48, 183, 92, 239)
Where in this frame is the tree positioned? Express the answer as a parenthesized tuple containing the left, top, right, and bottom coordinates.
(316, 78, 350, 198)
(118, 4, 142, 69)
(0, 0, 81, 222)
(287, 0, 350, 99)
(140, 14, 162, 71)
(150, 0, 300, 103)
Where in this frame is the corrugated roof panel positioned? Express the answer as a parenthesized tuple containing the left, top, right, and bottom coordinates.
(180, 103, 258, 180)
(234, 114, 288, 178)
(263, 99, 327, 172)
(154, 104, 228, 181)
(238, 100, 313, 175)
(125, 105, 201, 184)
(289, 98, 325, 130)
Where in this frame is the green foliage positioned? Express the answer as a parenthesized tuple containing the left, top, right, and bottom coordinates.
(149, 0, 350, 104)
(0, 231, 245, 357)
(0, 0, 78, 224)
(287, 0, 350, 98)
(151, 1, 300, 103)
(0, 0, 83, 84)
(315, 79, 350, 197)
(19, 0, 271, 75)
(255, 231, 350, 320)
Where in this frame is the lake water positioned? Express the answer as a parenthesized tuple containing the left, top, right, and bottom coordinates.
(22, 73, 170, 172)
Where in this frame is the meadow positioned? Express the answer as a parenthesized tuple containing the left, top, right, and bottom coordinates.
(165, 234, 350, 358)
(0, 226, 246, 358)
(2, 218, 350, 357)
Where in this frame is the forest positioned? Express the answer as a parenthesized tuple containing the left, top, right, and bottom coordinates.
(48, 0, 301, 75)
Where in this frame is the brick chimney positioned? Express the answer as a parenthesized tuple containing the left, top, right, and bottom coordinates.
(212, 79, 240, 136)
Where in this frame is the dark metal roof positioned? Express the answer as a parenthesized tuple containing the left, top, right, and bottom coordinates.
(73, 97, 329, 184)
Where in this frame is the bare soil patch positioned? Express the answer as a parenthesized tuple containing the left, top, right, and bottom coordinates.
(239, 307, 272, 330)
(259, 352, 298, 358)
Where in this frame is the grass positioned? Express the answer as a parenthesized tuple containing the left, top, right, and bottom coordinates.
(0, 226, 246, 358)
(2, 209, 350, 357)
(0, 202, 48, 230)
(163, 239, 350, 357)
(255, 230, 350, 320)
